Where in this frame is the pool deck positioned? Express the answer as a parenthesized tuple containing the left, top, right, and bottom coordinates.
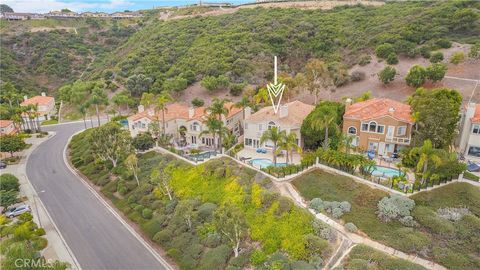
(236, 147, 302, 166)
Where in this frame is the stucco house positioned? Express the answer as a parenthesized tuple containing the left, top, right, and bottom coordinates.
(0, 120, 17, 136)
(243, 100, 314, 149)
(458, 103, 480, 161)
(20, 93, 56, 122)
(342, 98, 414, 156)
(127, 102, 242, 149)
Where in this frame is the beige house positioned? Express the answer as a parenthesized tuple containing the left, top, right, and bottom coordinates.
(20, 93, 56, 121)
(127, 102, 242, 149)
(243, 100, 314, 149)
(458, 103, 480, 161)
(0, 120, 17, 136)
(342, 98, 414, 156)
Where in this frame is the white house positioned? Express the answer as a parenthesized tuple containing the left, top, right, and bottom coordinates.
(458, 103, 480, 161)
(20, 93, 56, 122)
(0, 120, 17, 136)
(243, 100, 314, 149)
(127, 102, 243, 149)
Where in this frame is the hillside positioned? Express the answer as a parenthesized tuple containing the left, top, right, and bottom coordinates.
(83, 1, 479, 96)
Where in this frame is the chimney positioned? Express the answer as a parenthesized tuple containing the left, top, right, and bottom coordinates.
(244, 107, 252, 119)
(23, 95, 28, 101)
(138, 105, 144, 113)
(188, 107, 195, 119)
(41, 92, 46, 97)
(345, 98, 353, 109)
(279, 105, 288, 118)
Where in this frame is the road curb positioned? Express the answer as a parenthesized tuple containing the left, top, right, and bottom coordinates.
(62, 130, 174, 270)
(24, 132, 82, 270)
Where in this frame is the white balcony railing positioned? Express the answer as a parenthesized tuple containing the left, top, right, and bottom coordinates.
(385, 136, 411, 145)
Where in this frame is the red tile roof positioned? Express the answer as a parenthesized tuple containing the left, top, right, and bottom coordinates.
(0, 120, 13, 128)
(472, 104, 480, 123)
(344, 98, 414, 124)
(21, 96, 54, 106)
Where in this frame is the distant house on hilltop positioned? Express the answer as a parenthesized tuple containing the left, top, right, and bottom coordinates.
(0, 12, 44, 20)
(243, 100, 314, 149)
(342, 98, 414, 156)
(20, 93, 56, 122)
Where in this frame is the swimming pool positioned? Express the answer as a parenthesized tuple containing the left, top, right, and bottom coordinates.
(372, 166, 402, 178)
(250, 158, 287, 169)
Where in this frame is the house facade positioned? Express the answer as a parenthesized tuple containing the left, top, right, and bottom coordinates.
(342, 98, 414, 156)
(458, 103, 480, 161)
(20, 93, 56, 122)
(127, 102, 242, 149)
(0, 120, 17, 136)
(243, 100, 314, 149)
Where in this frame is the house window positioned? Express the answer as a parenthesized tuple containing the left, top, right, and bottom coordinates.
(259, 124, 263, 131)
(141, 122, 146, 129)
(192, 122, 200, 132)
(397, 126, 407, 136)
(348, 126, 357, 135)
(369, 121, 377, 132)
(245, 138, 252, 146)
(268, 121, 276, 130)
(377, 125, 385, 134)
(245, 123, 248, 130)
(467, 146, 480, 157)
(361, 123, 368, 132)
(473, 124, 480, 134)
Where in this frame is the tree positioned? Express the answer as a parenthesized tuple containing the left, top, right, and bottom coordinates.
(0, 4, 13, 13)
(301, 101, 344, 150)
(150, 163, 174, 201)
(232, 96, 251, 132)
(405, 65, 427, 87)
(89, 86, 108, 126)
(207, 98, 230, 153)
(412, 140, 442, 184)
(0, 190, 18, 208)
(213, 204, 248, 258)
(200, 115, 221, 151)
(451, 8, 479, 31)
(126, 74, 152, 97)
(201, 75, 230, 92)
(260, 126, 286, 166)
(89, 122, 132, 167)
(311, 112, 337, 150)
(112, 91, 132, 115)
(79, 102, 90, 129)
(378, 66, 396, 84)
(0, 174, 20, 192)
(175, 200, 196, 230)
(426, 63, 447, 82)
(305, 59, 333, 104)
(132, 132, 154, 151)
(0, 135, 27, 157)
(154, 92, 173, 138)
(278, 132, 301, 164)
(125, 154, 140, 186)
(386, 53, 398, 65)
(408, 88, 462, 148)
(375, 43, 395, 59)
(163, 76, 188, 93)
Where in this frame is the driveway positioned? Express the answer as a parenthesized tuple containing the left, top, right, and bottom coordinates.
(26, 122, 170, 270)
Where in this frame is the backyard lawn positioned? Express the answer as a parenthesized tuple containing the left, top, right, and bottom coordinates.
(292, 170, 480, 270)
(340, 244, 426, 270)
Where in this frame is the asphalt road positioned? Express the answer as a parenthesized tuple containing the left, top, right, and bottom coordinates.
(26, 122, 170, 270)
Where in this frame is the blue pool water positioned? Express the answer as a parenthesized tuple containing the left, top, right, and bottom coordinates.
(250, 158, 287, 169)
(372, 166, 402, 178)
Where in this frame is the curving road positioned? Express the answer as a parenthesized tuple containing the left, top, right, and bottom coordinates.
(26, 122, 171, 270)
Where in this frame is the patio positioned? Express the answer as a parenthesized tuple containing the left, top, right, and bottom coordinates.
(235, 147, 302, 168)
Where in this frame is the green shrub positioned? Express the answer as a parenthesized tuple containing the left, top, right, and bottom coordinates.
(229, 83, 245, 96)
(132, 132, 155, 151)
(450, 52, 465, 64)
(377, 195, 415, 222)
(32, 237, 48, 250)
(430, 52, 444, 63)
(142, 216, 164, 238)
(198, 245, 231, 270)
(345, 223, 358, 233)
(378, 66, 396, 84)
(358, 54, 371, 66)
(464, 171, 479, 181)
(191, 98, 205, 107)
(376, 43, 395, 59)
(418, 46, 431, 59)
(386, 53, 399, 65)
(250, 249, 267, 266)
(35, 228, 46, 236)
(436, 39, 452, 49)
(0, 173, 20, 191)
(153, 228, 173, 244)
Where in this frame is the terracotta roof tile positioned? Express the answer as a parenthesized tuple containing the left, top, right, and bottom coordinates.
(246, 100, 314, 127)
(471, 104, 480, 123)
(21, 96, 54, 106)
(0, 120, 13, 128)
(344, 98, 413, 124)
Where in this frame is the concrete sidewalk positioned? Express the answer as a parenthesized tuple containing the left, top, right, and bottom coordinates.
(1, 132, 79, 269)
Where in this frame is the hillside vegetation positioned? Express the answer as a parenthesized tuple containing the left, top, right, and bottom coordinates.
(84, 1, 479, 94)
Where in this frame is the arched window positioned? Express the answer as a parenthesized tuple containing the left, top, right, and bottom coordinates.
(192, 122, 200, 132)
(369, 121, 377, 132)
(268, 121, 276, 130)
(348, 126, 357, 135)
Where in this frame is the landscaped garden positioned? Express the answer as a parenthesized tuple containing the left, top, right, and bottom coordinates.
(338, 244, 426, 270)
(69, 125, 338, 269)
(292, 169, 480, 270)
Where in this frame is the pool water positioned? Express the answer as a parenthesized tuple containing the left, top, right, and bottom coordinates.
(372, 166, 402, 178)
(250, 158, 287, 168)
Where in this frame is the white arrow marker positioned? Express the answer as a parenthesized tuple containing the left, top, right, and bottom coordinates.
(266, 56, 286, 114)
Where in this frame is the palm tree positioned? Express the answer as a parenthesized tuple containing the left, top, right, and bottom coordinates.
(414, 140, 442, 184)
(140, 92, 155, 108)
(200, 115, 221, 151)
(154, 92, 173, 137)
(89, 87, 108, 126)
(339, 133, 355, 154)
(260, 126, 286, 166)
(310, 111, 337, 150)
(79, 103, 89, 129)
(232, 96, 250, 133)
(32, 103, 41, 132)
(207, 98, 229, 153)
(278, 132, 301, 164)
(253, 87, 269, 105)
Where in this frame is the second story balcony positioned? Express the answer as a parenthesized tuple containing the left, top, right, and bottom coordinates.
(385, 136, 411, 145)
